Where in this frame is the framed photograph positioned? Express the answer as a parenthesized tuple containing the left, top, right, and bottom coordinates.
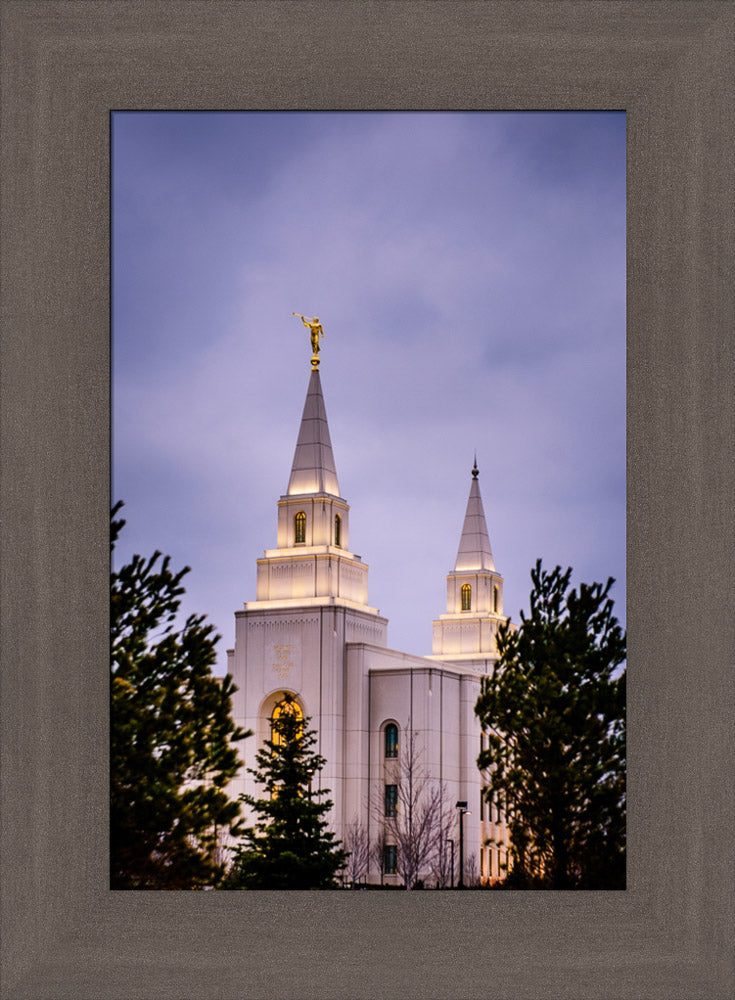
(2, 2, 732, 997)
(110, 107, 627, 896)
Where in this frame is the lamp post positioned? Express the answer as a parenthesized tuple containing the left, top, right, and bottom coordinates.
(456, 801, 470, 888)
(446, 838, 455, 889)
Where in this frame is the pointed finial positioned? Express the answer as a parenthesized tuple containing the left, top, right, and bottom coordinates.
(472, 454, 479, 479)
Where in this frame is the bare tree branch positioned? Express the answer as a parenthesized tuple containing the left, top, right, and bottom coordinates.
(378, 728, 448, 889)
(428, 787, 456, 888)
(342, 818, 370, 886)
(369, 825, 388, 886)
(465, 851, 479, 887)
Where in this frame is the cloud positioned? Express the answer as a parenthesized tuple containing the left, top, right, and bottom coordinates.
(112, 111, 626, 665)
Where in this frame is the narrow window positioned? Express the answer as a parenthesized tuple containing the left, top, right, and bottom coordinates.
(493, 585, 499, 613)
(334, 513, 341, 547)
(384, 723, 398, 759)
(385, 784, 398, 817)
(294, 511, 306, 544)
(461, 583, 472, 611)
(480, 788, 485, 821)
(383, 844, 397, 875)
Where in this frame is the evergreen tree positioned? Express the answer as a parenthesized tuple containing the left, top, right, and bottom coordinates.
(111, 501, 250, 889)
(224, 696, 347, 889)
(475, 560, 626, 889)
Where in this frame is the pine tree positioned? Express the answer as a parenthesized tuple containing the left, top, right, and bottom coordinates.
(224, 697, 347, 889)
(475, 560, 626, 889)
(111, 501, 250, 889)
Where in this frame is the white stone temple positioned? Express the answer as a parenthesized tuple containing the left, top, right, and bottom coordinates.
(227, 353, 510, 886)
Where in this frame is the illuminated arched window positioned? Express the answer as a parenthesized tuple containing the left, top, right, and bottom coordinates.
(493, 585, 499, 613)
(334, 513, 341, 547)
(384, 723, 398, 759)
(294, 511, 306, 544)
(270, 697, 303, 746)
(461, 583, 472, 611)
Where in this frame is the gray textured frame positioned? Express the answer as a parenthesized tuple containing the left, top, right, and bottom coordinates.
(2, 2, 733, 997)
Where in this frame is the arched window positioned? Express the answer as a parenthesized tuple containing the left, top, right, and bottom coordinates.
(461, 583, 472, 611)
(334, 513, 341, 547)
(384, 723, 398, 759)
(294, 511, 306, 544)
(493, 585, 499, 613)
(270, 696, 303, 746)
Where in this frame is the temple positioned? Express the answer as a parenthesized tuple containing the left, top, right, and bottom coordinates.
(226, 354, 510, 885)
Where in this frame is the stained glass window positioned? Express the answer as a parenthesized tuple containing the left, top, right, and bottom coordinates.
(384, 723, 398, 758)
(294, 511, 306, 543)
(461, 583, 472, 611)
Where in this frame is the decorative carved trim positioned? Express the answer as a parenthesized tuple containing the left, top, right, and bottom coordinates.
(248, 616, 320, 630)
(270, 561, 313, 577)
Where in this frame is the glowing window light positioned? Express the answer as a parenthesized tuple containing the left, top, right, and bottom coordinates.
(270, 697, 303, 746)
(294, 511, 306, 544)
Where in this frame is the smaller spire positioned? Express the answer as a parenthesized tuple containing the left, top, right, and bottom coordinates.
(454, 459, 495, 572)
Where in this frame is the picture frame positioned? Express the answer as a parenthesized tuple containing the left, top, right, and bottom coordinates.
(2, 2, 732, 997)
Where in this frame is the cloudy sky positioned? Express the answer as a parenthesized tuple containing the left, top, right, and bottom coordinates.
(112, 111, 626, 673)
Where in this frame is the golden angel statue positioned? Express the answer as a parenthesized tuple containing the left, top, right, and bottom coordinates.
(293, 313, 324, 367)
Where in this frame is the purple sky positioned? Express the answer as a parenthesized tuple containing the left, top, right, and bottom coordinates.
(112, 111, 626, 674)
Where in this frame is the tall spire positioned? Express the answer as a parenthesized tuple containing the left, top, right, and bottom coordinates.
(454, 460, 495, 572)
(286, 369, 341, 497)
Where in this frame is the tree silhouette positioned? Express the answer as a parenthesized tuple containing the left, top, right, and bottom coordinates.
(111, 501, 249, 889)
(475, 560, 626, 889)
